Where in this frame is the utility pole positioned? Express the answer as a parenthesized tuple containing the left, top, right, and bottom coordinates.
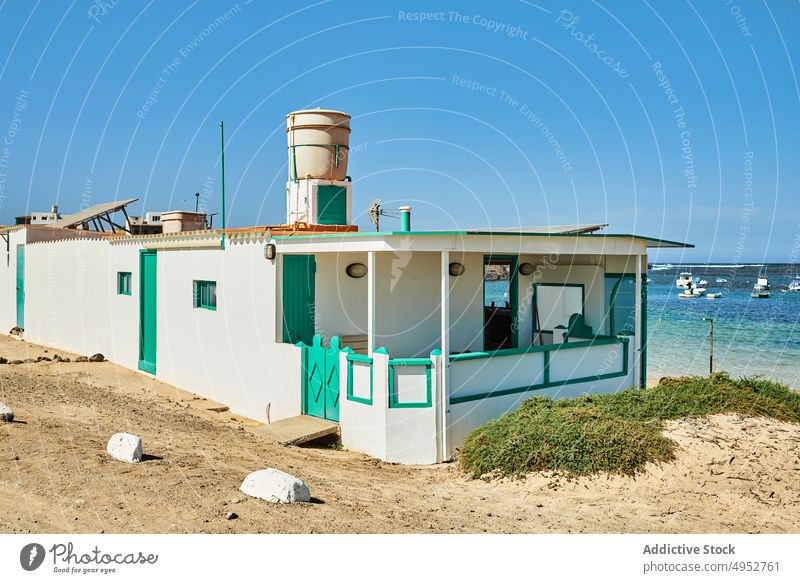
(702, 317, 714, 374)
(219, 121, 226, 248)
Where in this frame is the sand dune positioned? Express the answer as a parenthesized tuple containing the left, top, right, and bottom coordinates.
(0, 335, 797, 534)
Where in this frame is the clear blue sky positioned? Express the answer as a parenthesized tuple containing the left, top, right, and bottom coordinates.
(0, 1, 797, 262)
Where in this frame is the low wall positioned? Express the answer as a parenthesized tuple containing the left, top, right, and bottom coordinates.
(447, 337, 635, 450)
(340, 348, 442, 464)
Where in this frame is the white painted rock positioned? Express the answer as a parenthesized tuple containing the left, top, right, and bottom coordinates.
(106, 433, 142, 463)
(0, 402, 13, 422)
(239, 468, 311, 504)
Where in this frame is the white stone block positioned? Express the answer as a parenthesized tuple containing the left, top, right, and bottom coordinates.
(0, 402, 13, 422)
(239, 468, 311, 504)
(106, 433, 143, 463)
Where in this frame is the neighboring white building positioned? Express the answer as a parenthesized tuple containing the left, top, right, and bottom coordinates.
(0, 109, 692, 464)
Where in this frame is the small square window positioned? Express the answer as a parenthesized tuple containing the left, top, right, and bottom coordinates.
(117, 272, 132, 295)
(193, 280, 217, 310)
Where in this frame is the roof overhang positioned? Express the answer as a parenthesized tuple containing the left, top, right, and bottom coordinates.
(271, 230, 692, 255)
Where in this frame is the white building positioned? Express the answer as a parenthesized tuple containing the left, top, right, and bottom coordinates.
(0, 109, 691, 464)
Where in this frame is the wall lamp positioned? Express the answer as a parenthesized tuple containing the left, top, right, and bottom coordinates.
(346, 263, 368, 278)
(518, 262, 534, 275)
(449, 262, 465, 276)
(265, 243, 277, 261)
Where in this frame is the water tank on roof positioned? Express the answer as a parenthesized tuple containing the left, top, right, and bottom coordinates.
(286, 109, 351, 181)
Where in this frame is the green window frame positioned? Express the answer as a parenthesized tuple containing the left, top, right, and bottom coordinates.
(193, 280, 217, 311)
(117, 272, 132, 295)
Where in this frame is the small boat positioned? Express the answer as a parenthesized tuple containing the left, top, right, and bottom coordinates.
(706, 293, 723, 299)
(698, 279, 708, 286)
(751, 291, 770, 299)
(753, 274, 770, 291)
(678, 287, 706, 298)
(675, 272, 693, 288)
(788, 275, 800, 292)
(715, 278, 728, 283)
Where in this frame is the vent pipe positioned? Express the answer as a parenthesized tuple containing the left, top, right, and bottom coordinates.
(399, 206, 412, 232)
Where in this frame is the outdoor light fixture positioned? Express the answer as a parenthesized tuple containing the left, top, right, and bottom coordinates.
(449, 262, 465, 276)
(346, 263, 367, 278)
(264, 243, 276, 260)
(518, 262, 534, 275)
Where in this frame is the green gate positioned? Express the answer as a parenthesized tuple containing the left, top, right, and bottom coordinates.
(15, 245, 24, 329)
(300, 335, 341, 422)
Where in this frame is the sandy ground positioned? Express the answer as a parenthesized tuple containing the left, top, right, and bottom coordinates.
(0, 335, 798, 534)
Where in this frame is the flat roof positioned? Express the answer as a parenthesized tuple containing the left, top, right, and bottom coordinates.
(272, 229, 692, 248)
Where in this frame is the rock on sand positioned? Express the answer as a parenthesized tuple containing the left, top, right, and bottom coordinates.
(239, 469, 310, 504)
(0, 402, 13, 422)
(106, 433, 143, 463)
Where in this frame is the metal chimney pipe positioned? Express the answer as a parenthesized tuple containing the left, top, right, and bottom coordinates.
(399, 206, 412, 232)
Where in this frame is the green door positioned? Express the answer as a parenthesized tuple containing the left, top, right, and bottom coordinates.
(15, 245, 24, 329)
(282, 254, 315, 345)
(316, 185, 347, 225)
(138, 250, 157, 374)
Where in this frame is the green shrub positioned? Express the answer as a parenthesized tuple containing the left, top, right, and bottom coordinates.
(459, 374, 800, 479)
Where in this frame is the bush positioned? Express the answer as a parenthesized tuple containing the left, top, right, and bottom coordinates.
(459, 374, 800, 479)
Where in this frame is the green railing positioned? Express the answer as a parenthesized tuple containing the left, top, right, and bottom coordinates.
(448, 336, 630, 405)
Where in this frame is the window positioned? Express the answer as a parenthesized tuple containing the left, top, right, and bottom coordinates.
(604, 275, 636, 335)
(193, 280, 217, 310)
(117, 272, 132, 295)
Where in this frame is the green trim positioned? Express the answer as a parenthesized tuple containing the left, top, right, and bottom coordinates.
(533, 282, 585, 334)
(449, 337, 630, 405)
(193, 280, 217, 311)
(388, 357, 433, 408)
(346, 352, 373, 405)
(117, 271, 132, 295)
(449, 335, 622, 361)
(641, 277, 647, 389)
(272, 230, 693, 248)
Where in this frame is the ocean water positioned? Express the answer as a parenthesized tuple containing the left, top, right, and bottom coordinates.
(646, 264, 800, 387)
(483, 265, 800, 388)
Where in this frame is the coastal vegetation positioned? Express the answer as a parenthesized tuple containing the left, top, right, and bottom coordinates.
(459, 373, 800, 479)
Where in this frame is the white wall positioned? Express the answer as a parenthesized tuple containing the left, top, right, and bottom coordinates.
(374, 251, 441, 357)
(24, 238, 114, 356)
(314, 252, 368, 342)
(107, 242, 144, 370)
(154, 239, 301, 424)
(448, 252, 484, 353)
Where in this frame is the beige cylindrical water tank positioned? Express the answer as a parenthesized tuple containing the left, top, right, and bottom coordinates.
(286, 109, 351, 181)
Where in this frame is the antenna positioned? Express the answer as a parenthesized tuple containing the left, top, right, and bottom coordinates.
(367, 199, 401, 232)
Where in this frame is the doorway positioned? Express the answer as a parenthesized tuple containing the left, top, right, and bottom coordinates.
(483, 256, 518, 350)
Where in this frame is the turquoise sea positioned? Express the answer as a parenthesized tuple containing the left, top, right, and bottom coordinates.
(646, 264, 800, 387)
(484, 264, 800, 388)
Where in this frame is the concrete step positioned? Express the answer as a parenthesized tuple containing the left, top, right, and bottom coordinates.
(251, 415, 339, 446)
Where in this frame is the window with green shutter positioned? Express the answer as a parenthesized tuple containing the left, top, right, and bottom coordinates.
(193, 280, 217, 310)
(117, 272, 132, 295)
